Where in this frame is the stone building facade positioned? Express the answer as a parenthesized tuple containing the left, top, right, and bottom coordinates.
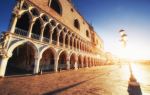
(0, 0, 106, 77)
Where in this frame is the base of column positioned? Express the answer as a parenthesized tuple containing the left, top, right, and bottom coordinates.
(0, 76, 4, 78)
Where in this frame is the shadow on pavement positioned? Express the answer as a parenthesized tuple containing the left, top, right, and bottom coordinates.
(43, 66, 119, 95)
(43, 74, 103, 95)
(127, 74, 142, 95)
(43, 80, 88, 95)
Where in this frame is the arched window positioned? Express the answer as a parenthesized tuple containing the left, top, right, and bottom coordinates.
(74, 19, 80, 29)
(41, 14, 49, 22)
(30, 8, 40, 17)
(31, 18, 42, 39)
(43, 24, 51, 42)
(59, 31, 63, 44)
(16, 12, 31, 32)
(50, 0, 62, 15)
(52, 28, 58, 42)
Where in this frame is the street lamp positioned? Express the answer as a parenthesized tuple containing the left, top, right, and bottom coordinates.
(118, 30, 141, 94)
(119, 29, 136, 80)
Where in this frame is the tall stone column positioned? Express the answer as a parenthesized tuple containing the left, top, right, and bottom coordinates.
(66, 56, 70, 70)
(86, 58, 88, 68)
(74, 56, 78, 70)
(54, 58, 58, 72)
(81, 59, 84, 68)
(9, 14, 18, 33)
(33, 57, 41, 74)
(0, 56, 10, 77)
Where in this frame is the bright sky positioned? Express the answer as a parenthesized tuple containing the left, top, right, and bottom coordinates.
(72, 0, 150, 60)
(0, 0, 150, 60)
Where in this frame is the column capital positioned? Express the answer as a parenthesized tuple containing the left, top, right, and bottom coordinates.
(30, 20, 35, 24)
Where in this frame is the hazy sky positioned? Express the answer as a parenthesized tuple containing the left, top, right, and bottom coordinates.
(72, 0, 150, 60)
(0, 0, 150, 60)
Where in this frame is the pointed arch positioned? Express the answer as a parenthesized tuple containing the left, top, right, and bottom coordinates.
(52, 28, 58, 42)
(31, 18, 43, 39)
(40, 47, 56, 72)
(65, 34, 69, 47)
(74, 19, 80, 29)
(58, 50, 68, 70)
(43, 23, 51, 42)
(16, 12, 31, 36)
(59, 31, 64, 44)
(50, 0, 62, 15)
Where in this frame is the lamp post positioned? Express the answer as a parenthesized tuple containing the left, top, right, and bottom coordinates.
(119, 29, 137, 83)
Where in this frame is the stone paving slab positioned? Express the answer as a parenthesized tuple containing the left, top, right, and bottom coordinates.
(0, 65, 149, 95)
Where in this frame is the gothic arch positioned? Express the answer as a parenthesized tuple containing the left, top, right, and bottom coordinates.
(40, 46, 57, 59)
(16, 12, 32, 35)
(52, 27, 59, 42)
(8, 40, 38, 57)
(78, 55, 82, 68)
(43, 23, 51, 42)
(6, 41, 38, 75)
(65, 34, 69, 47)
(50, 0, 62, 15)
(59, 31, 64, 44)
(30, 8, 40, 17)
(58, 50, 68, 70)
(70, 53, 76, 69)
(40, 47, 56, 72)
(31, 18, 43, 39)
(74, 19, 80, 29)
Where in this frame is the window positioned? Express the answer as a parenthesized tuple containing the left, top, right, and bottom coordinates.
(74, 19, 80, 29)
(41, 14, 49, 22)
(50, 0, 62, 15)
(86, 30, 90, 37)
(71, 8, 74, 12)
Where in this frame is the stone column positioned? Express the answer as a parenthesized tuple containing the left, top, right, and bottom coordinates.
(74, 56, 78, 70)
(66, 56, 70, 70)
(28, 21, 35, 38)
(40, 25, 45, 42)
(81, 59, 84, 68)
(86, 58, 88, 68)
(49, 30, 53, 44)
(79, 42, 81, 51)
(54, 58, 58, 72)
(0, 56, 10, 77)
(68, 37, 70, 48)
(33, 57, 41, 74)
(76, 40, 78, 51)
(9, 14, 18, 33)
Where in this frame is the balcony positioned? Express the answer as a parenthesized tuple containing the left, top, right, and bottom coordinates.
(14, 28, 88, 53)
(15, 28, 28, 36)
(43, 37, 49, 43)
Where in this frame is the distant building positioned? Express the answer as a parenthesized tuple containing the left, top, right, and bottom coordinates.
(0, 0, 105, 77)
